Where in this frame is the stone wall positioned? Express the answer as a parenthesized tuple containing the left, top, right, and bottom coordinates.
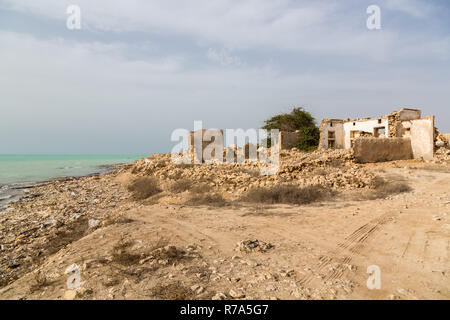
(353, 137, 413, 163)
(278, 131, 299, 150)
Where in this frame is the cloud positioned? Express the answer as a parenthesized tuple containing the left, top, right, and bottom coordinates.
(206, 48, 242, 67)
(2, 0, 446, 61)
(0, 1, 449, 153)
(382, 0, 435, 18)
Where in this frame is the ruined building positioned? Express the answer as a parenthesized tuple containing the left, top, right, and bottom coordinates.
(319, 108, 436, 162)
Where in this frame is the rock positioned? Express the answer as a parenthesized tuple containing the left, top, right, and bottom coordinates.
(88, 219, 100, 228)
(229, 289, 245, 299)
(266, 284, 277, 292)
(212, 292, 227, 300)
(63, 290, 78, 300)
(236, 240, 274, 253)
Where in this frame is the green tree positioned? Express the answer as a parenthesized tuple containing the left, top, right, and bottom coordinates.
(262, 107, 319, 151)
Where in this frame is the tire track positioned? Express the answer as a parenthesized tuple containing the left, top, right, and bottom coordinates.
(299, 211, 395, 285)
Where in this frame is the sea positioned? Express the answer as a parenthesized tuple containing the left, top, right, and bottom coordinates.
(0, 155, 144, 211)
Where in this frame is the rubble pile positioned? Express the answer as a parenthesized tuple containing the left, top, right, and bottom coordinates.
(130, 148, 377, 194)
(236, 240, 274, 253)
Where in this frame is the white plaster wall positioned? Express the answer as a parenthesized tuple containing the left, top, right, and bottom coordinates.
(410, 117, 434, 160)
(343, 118, 389, 149)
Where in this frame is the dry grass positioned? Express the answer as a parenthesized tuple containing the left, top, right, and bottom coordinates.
(128, 177, 162, 200)
(348, 176, 412, 201)
(150, 282, 192, 300)
(369, 177, 411, 199)
(190, 183, 210, 194)
(186, 193, 228, 207)
(327, 159, 344, 168)
(29, 271, 49, 293)
(111, 239, 142, 266)
(242, 184, 332, 205)
(411, 164, 450, 173)
(168, 179, 192, 193)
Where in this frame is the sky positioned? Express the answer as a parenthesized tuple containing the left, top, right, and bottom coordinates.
(0, 0, 449, 154)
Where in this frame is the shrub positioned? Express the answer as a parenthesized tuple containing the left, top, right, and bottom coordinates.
(150, 282, 192, 300)
(186, 193, 227, 207)
(242, 184, 331, 205)
(128, 177, 162, 200)
(190, 183, 210, 194)
(370, 177, 411, 199)
(168, 179, 192, 193)
(351, 177, 412, 201)
(262, 107, 320, 151)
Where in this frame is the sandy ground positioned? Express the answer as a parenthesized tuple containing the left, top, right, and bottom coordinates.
(0, 162, 448, 300)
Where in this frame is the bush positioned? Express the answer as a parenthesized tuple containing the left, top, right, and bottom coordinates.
(351, 177, 412, 201)
(190, 183, 210, 194)
(168, 179, 192, 193)
(242, 184, 331, 205)
(262, 107, 319, 151)
(186, 193, 227, 207)
(128, 177, 162, 200)
(370, 177, 411, 199)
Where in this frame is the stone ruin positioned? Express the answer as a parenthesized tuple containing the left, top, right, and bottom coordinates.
(318, 108, 446, 163)
(185, 129, 299, 164)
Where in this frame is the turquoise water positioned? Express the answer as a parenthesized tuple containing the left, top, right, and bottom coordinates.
(0, 155, 144, 185)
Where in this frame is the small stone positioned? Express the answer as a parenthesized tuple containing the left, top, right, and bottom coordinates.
(212, 292, 227, 300)
(266, 284, 277, 292)
(88, 219, 100, 228)
(63, 290, 78, 300)
(190, 284, 200, 291)
(229, 289, 245, 299)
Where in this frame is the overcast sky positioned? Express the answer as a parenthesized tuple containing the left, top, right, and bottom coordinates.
(0, 0, 449, 154)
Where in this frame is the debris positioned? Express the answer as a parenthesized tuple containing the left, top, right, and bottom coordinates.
(236, 240, 274, 253)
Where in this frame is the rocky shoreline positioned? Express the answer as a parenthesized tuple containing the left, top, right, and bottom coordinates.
(0, 163, 134, 288)
(0, 164, 124, 213)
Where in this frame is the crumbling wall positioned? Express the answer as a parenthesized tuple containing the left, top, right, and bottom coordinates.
(319, 120, 344, 149)
(410, 116, 435, 160)
(353, 137, 413, 163)
(343, 118, 389, 149)
(398, 109, 421, 121)
(388, 109, 421, 138)
(278, 131, 299, 150)
(442, 133, 450, 146)
(188, 129, 224, 163)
